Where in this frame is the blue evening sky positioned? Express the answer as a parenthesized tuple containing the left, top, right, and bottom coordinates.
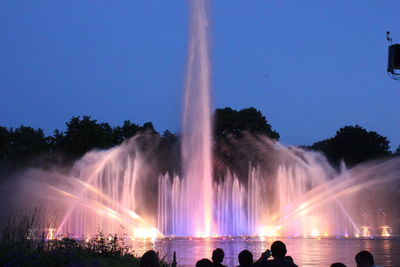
(1, 1, 399, 149)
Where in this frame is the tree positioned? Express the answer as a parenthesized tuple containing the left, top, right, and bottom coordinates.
(394, 146, 400, 157)
(60, 116, 115, 158)
(214, 107, 279, 140)
(142, 122, 158, 135)
(0, 126, 11, 162)
(6, 126, 50, 166)
(214, 107, 279, 178)
(158, 130, 180, 176)
(311, 125, 391, 166)
(112, 120, 141, 144)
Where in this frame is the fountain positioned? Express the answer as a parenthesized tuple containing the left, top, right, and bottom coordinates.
(179, 0, 213, 237)
(4, 0, 400, 240)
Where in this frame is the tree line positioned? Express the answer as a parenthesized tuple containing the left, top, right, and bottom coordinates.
(0, 107, 398, 173)
(0, 116, 162, 169)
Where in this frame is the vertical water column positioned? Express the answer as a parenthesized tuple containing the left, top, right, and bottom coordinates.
(181, 0, 214, 237)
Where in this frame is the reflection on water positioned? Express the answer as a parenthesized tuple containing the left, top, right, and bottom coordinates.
(130, 237, 400, 267)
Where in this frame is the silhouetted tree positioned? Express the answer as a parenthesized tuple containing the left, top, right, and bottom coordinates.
(142, 122, 157, 134)
(4, 126, 50, 167)
(214, 107, 279, 179)
(0, 127, 11, 165)
(310, 125, 391, 167)
(0, 116, 167, 172)
(214, 107, 279, 140)
(48, 129, 65, 152)
(395, 146, 400, 157)
(158, 130, 181, 176)
(60, 116, 115, 158)
(112, 120, 141, 144)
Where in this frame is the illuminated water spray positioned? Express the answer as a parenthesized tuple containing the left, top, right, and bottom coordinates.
(180, 0, 214, 237)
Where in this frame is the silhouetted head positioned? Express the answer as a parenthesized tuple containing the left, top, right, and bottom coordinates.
(355, 250, 374, 267)
(212, 248, 225, 264)
(196, 258, 213, 267)
(271, 240, 287, 259)
(331, 263, 347, 267)
(238, 250, 253, 266)
(140, 250, 160, 267)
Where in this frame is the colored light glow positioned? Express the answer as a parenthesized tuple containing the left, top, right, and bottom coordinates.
(46, 228, 55, 240)
(133, 227, 159, 239)
(196, 234, 205, 238)
(311, 229, 320, 237)
(257, 226, 281, 237)
(361, 226, 371, 237)
(299, 203, 308, 209)
(381, 226, 391, 237)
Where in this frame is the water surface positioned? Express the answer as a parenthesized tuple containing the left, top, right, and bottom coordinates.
(131, 237, 400, 267)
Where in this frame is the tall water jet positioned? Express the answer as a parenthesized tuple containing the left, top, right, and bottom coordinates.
(181, 0, 213, 237)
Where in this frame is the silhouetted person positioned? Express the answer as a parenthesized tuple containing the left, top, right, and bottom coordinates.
(331, 263, 347, 267)
(237, 249, 253, 267)
(256, 241, 298, 267)
(212, 248, 227, 267)
(253, 249, 272, 266)
(355, 250, 380, 267)
(140, 250, 160, 267)
(197, 258, 213, 267)
(172, 251, 177, 267)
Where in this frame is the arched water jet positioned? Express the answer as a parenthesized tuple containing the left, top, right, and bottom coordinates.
(5, 133, 400, 238)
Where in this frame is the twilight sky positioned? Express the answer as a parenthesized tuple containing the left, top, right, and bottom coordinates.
(1, 1, 399, 149)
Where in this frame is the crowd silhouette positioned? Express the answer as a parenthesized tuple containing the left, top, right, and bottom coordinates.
(139, 240, 382, 267)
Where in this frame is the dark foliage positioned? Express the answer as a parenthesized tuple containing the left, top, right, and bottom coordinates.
(0, 225, 139, 266)
(214, 107, 279, 140)
(57, 116, 115, 158)
(310, 125, 391, 167)
(395, 146, 400, 156)
(0, 212, 176, 267)
(214, 107, 279, 179)
(112, 120, 142, 144)
(0, 126, 49, 171)
(157, 130, 181, 177)
(0, 127, 10, 161)
(0, 116, 165, 172)
(0, 109, 395, 177)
